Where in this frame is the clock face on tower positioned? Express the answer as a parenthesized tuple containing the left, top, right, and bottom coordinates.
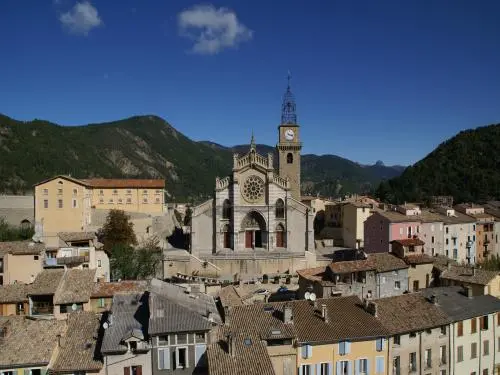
(285, 129, 295, 141)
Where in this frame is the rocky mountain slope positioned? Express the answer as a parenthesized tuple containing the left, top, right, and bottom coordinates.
(0, 114, 403, 201)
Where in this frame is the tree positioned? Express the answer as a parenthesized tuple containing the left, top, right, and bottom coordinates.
(183, 208, 192, 226)
(478, 255, 500, 271)
(0, 218, 35, 241)
(110, 237, 162, 280)
(97, 209, 137, 252)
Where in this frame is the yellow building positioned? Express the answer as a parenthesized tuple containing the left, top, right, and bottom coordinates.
(342, 202, 374, 249)
(0, 241, 45, 285)
(34, 175, 165, 245)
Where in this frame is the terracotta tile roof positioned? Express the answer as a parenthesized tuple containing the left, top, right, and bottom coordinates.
(54, 269, 96, 305)
(0, 283, 30, 303)
(391, 238, 425, 246)
(292, 296, 389, 343)
(296, 267, 336, 286)
(0, 316, 66, 368)
(218, 284, 261, 307)
(374, 293, 451, 335)
(81, 178, 165, 189)
(0, 241, 45, 257)
(50, 312, 103, 373)
(91, 280, 149, 298)
(369, 253, 409, 272)
(440, 265, 498, 285)
(33, 175, 88, 187)
(208, 326, 276, 375)
(432, 255, 458, 271)
(29, 269, 65, 296)
(404, 254, 435, 265)
(329, 259, 376, 274)
(58, 231, 96, 243)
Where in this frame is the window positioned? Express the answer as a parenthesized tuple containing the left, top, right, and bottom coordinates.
(127, 198, 132, 204)
(424, 348, 432, 368)
(155, 189, 162, 195)
(409, 332, 416, 338)
(440, 345, 446, 364)
(58, 188, 63, 195)
(431, 225, 435, 232)
(339, 341, 350, 355)
(109, 199, 114, 204)
(98, 298, 105, 308)
(158, 348, 170, 370)
(43, 188, 48, 195)
(483, 370, 488, 375)
(393, 335, 400, 345)
(72, 198, 77, 208)
(97, 259, 101, 267)
(318, 363, 332, 375)
(286, 153, 293, 164)
(73, 188, 77, 196)
(409, 352, 417, 372)
(176, 333, 187, 344)
(453, 249, 458, 259)
(457, 345, 463, 362)
(99, 189, 104, 195)
(195, 332, 206, 343)
(143, 198, 148, 204)
(175, 347, 188, 369)
(470, 342, 477, 359)
(446, 227, 449, 234)
(375, 338, 385, 352)
(300, 364, 312, 375)
(301, 344, 312, 359)
(127, 189, 132, 195)
(123, 365, 142, 375)
(446, 238, 449, 245)
(99, 198, 104, 204)
(357, 359, 368, 374)
(34, 255, 39, 260)
(413, 280, 419, 291)
(43, 199, 48, 209)
(375, 356, 384, 374)
(222, 199, 231, 219)
(399, 228, 403, 235)
(481, 316, 489, 330)
(275, 199, 285, 219)
(432, 236, 435, 243)
(155, 197, 161, 203)
(336, 361, 349, 375)
(393, 356, 400, 375)
(113, 189, 118, 194)
(394, 281, 401, 290)
(471, 318, 477, 333)
(484, 340, 489, 356)
(143, 189, 148, 195)
(440, 371, 446, 375)
(457, 321, 463, 336)
(440, 325, 447, 335)
(158, 335, 169, 345)
(58, 199, 63, 208)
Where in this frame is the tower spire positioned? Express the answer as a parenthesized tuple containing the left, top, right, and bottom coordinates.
(281, 70, 297, 125)
(250, 130, 256, 150)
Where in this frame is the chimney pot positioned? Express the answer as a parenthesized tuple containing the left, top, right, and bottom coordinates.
(224, 306, 230, 326)
(283, 304, 293, 324)
(227, 333, 236, 357)
(472, 267, 476, 276)
(321, 304, 328, 323)
(465, 286, 473, 298)
(367, 302, 378, 317)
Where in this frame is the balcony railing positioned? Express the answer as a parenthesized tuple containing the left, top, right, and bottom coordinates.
(57, 255, 90, 265)
(31, 303, 54, 316)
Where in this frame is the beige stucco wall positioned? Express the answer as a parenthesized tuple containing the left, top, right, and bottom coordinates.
(95, 250, 110, 282)
(342, 204, 372, 249)
(91, 187, 164, 213)
(267, 344, 296, 375)
(408, 263, 433, 291)
(105, 351, 152, 375)
(35, 177, 91, 245)
(4, 253, 42, 284)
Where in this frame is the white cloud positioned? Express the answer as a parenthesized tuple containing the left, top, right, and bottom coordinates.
(177, 4, 252, 55)
(59, 1, 102, 36)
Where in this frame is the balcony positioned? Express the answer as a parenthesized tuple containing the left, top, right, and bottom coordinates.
(57, 255, 90, 265)
(44, 258, 58, 267)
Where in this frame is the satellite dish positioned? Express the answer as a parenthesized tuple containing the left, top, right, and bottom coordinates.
(309, 293, 317, 302)
(71, 303, 78, 311)
(304, 291, 311, 300)
(103, 322, 109, 330)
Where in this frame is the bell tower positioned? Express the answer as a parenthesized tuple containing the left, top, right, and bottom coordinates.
(277, 72, 302, 200)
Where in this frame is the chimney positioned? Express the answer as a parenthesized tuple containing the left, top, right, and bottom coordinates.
(207, 311, 215, 323)
(56, 333, 62, 348)
(224, 306, 230, 326)
(367, 302, 378, 317)
(429, 294, 438, 304)
(321, 304, 329, 323)
(283, 304, 293, 324)
(472, 267, 476, 276)
(227, 333, 236, 357)
(465, 286, 473, 298)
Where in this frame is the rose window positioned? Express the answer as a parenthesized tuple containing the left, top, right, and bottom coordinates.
(242, 175, 265, 202)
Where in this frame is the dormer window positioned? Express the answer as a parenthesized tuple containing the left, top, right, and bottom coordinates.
(129, 341, 137, 351)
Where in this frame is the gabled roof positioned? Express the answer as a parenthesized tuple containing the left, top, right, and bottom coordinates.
(374, 293, 451, 335)
(0, 241, 45, 257)
(439, 265, 498, 285)
(54, 269, 96, 305)
(50, 312, 103, 373)
(0, 283, 30, 303)
(91, 280, 149, 298)
(81, 178, 165, 189)
(0, 316, 66, 368)
(328, 253, 408, 275)
(391, 238, 425, 246)
(421, 287, 500, 322)
(218, 284, 262, 307)
(33, 175, 89, 187)
(58, 231, 96, 243)
(29, 269, 65, 296)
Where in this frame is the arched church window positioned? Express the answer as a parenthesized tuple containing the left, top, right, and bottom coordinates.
(222, 199, 231, 219)
(222, 224, 232, 249)
(287, 153, 293, 164)
(275, 199, 285, 219)
(276, 223, 285, 248)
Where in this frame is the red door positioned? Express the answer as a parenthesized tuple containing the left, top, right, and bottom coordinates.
(245, 231, 253, 248)
(276, 231, 284, 247)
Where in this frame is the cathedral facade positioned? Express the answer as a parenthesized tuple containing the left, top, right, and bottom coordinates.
(190, 79, 314, 255)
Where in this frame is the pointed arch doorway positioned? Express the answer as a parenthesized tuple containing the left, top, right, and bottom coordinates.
(241, 211, 267, 249)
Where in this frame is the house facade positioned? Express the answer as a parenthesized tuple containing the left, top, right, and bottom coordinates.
(342, 202, 373, 249)
(34, 176, 165, 246)
(0, 242, 44, 285)
(390, 239, 434, 291)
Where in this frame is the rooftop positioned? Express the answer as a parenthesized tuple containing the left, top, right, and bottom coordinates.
(374, 293, 451, 335)
(296, 267, 335, 286)
(391, 238, 425, 246)
(218, 284, 261, 307)
(439, 265, 498, 285)
(0, 316, 66, 368)
(0, 241, 45, 257)
(81, 178, 165, 189)
(404, 254, 435, 265)
(0, 283, 30, 303)
(29, 268, 65, 296)
(54, 269, 97, 305)
(91, 280, 149, 298)
(50, 312, 103, 373)
(328, 253, 408, 274)
(421, 286, 500, 322)
(58, 231, 96, 243)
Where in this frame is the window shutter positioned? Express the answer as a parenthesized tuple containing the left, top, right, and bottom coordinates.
(366, 359, 370, 375)
(339, 341, 345, 355)
(316, 363, 321, 375)
(159, 349, 165, 369)
(298, 366, 303, 375)
(355, 359, 360, 375)
(136, 366, 142, 375)
(376, 338, 382, 351)
(345, 341, 350, 354)
(307, 344, 313, 358)
(195, 344, 207, 367)
(347, 361, 352, 375)
(124, 367, 130, 375)
(336, 362, 341, 375)
(302, 345, 307, 359)
(328, 362, 333, 375)
(381, 338, 385, 350)
(376, 357, 384, 374)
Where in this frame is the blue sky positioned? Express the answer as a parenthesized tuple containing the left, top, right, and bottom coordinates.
(1, 0, 500, 166)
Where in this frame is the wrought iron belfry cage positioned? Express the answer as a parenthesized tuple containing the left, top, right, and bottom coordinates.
(281, 71, 297, 125)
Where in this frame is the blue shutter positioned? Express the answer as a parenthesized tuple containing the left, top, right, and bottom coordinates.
(316, 363, 321, 375)
(381, 338, 385, 351)
(328, 362, 333, 375)
(376, 338, 382, 351)
(302, 345, 308, 359)
(347, 361, 352, 375)
(345, 341, 351, 354)
(366, 359, 370, 375)
(376, 357, 384, 374)
(307, 344, 313, 358)
(355, 359, 360, 375)
(299, 366, 303, 375)
(159, 348, 165, 369)
(165, 348, 170, 370)
(195, 344, 206, 367)
(339, 341, 345, 355)
(336, 362, 341, 375)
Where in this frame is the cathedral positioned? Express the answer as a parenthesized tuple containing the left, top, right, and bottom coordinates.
(190, 78, 314, 255)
